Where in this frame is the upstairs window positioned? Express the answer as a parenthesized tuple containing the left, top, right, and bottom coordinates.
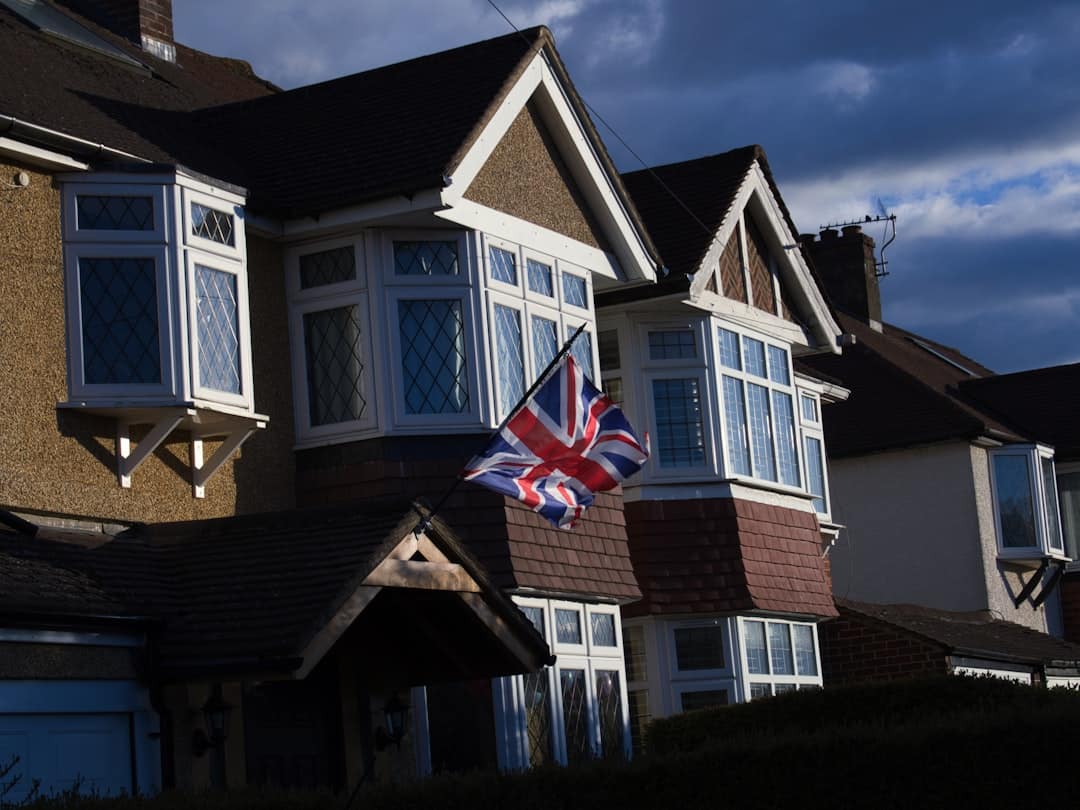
(989, 445, 1066, 560)
(1058, 465, 1080, 560)
(643, 325, 709, 473)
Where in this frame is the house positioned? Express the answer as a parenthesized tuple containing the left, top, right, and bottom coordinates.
(593, 146, 847, 748)
(797, 224, 1080, 682)
(0, 0, 665, 794)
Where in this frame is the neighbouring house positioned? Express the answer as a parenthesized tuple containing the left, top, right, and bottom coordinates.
(593, 146, 848, 749)
(0, 1, 666, 795)
(799, 224, 1080, 683)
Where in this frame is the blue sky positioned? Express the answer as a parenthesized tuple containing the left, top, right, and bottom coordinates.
(174, 0, 1080, 372)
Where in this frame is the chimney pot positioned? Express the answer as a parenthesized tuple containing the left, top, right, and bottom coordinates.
(820, 228, 839, 241)
(842, 225, 863, 238)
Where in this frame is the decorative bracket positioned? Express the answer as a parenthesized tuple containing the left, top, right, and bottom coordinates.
(117, 409, 192, 489)
(1011, 557, 1066, 609)
(190, 420, 265, 498)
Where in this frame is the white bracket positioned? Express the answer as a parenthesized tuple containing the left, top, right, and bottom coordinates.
(117, 409, 192, 488)
(190, 421, 264, 498)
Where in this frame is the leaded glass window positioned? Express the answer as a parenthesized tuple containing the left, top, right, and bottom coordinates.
(743, 336, 767, 378)
(768, 623, 795, 676)
(743, 620, 768, 675)
(648, 329, 696, 360)
(524, 669, 554, 767)
(591, 613, 617, 648)
(652, 378, 706, 468)
(749, 683, 772, 700)
(560, 669, 589, 763)
(805, 436, 827, 513)
(722, 376, 751, 476)
(555, 609, 582, 645)
(527, 258, 553, 297)
(801, 393, 819, 423)
(719, 328, 741, 370)
(747, 382, 776, 480)
(77, 195, 153, 231)
(674, 625, 725, 671)
(299, 245, 355, 289)
(772, 390, 799, 486)
(531, 315, 558, 378)
(398, 299, 469, 414)
(596, 670, 625, 759)
(303, 306, 366, 426)
(191, 202, 235, 246)
(494, 304, 525, 415)
(79, 256, 160, 384)
(489, 245, 518, 285)
(562, 272, 588, 309)
(393, 240, 459, 276)
(767, 344, 790, 384)
(793, 625, 817, 676)
(520, 605, 545, 636)
(569, 328, 594, 380)
(195, 265, 241, 394)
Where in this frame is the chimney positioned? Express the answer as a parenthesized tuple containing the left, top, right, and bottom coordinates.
(58, 0, 176, 62)
(801, 225, 882, 329)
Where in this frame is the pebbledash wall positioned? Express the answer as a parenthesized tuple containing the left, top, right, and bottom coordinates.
(0, 159, 296, 522)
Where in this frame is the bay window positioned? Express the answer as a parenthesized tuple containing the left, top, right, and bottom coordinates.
(643, 326, 711, 474)
(989, 445, 1067, 560)
(798, 388, 829, 517)
(738, 617, 821, 697)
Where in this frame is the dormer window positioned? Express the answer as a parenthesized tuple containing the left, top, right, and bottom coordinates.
(989, 445, 1066, 560)
(61, 174, 264, 496)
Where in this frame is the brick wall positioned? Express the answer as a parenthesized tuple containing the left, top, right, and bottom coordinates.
(820, 609, 948, 686)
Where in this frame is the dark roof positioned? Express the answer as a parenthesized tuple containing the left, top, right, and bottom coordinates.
(598, 145, 798, 307)
(799, 313, 1023, 457)
(0, 2, 276, 162)
(0, 501, 548, 679)
(838, 599, 1080, 667)
(958, 363, 1080, 460)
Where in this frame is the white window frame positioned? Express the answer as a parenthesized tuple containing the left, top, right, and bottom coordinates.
(558, 262, 593, 314)
(1058, 461, 1080, 564)
(988, 444, 1068, 560)
(486, 288, 531, 421)
(714, 323, 802, 490)
(642, 369, 716, 479)
(735, 616, 823, 699)
(186, 248, 253, 410)
(381, 229, 470, 287)
(550, 600, 589, 657)
(182, 187, 244, 260)
(285, 235, 363, 298)
(672, 680, 737, 714)
(63, 183, 168, 243)
(667, 619, 734, 680)
(484, 235, 522, 292)
(64, 242, 177, 401)
(644, 326, 700, 365)
(523, 247, 557, 302)
(563, 314, 598, 383)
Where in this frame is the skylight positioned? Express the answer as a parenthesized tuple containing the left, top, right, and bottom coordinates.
(1, 0, 146, 69)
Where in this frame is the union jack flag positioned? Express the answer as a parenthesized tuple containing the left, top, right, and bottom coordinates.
(464, 356, 649, 528)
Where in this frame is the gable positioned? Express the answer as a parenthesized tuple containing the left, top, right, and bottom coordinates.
(463, 100, 610, 251)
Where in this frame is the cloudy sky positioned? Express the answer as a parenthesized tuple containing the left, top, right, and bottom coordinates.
(175, 1, 1080, 372)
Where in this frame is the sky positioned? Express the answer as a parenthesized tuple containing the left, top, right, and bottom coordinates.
(174, 1, 1080, 373)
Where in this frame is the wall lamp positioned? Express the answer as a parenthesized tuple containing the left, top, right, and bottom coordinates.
(192, 691, 232, 757)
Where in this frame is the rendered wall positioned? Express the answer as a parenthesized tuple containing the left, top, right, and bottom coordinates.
(0, 160, 295, 523)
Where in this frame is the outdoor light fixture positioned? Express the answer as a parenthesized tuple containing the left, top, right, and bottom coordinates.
(192, 689, 233, 757)
(375, 694, 409, 751)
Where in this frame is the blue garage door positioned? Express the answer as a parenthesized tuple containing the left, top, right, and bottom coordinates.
(0, 713, 132, 801)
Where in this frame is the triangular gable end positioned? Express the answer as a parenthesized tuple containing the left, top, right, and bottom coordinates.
(687, 161, 841, 353)
(436, 47, 656, 285)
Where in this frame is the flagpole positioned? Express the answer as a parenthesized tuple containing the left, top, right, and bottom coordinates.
(413, 323, 588, 536)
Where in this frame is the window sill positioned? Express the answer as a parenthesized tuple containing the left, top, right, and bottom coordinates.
(997, 549, 1070, 569)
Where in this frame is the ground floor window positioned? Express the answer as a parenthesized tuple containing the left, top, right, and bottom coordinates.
(738, 617, 822, 698)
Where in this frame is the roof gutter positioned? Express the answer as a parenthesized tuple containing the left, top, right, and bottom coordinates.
(0, 114, 151, 166)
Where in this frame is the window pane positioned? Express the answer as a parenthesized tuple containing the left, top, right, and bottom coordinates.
(1043, 457, 1064, 553)
(743, 336, 767, 378)
(604, 377, 623, 404)
(598, 329, 620, 371)
(747, 382, 777, 481)
(993, 453, 1037, 548)
(555, 609, 582, 645)
(628, 690, 650, 756)
(743, 620, 768, 675)
(494, 304, 525, 415)
(524, 668, 554, 767)
(722, 376, 751, 476)
(79, 256, 160, 384)
(648, 329, 696, 360)
(749, 683, 772, 700)
(774, 683, 797, 695)
(595, 670, 625, 760)
(398, 299, 469, 414)
(563, 272, 588, 308)
(718, 328, 741, 370)
(531, 315, 558, 378)
(652, 378, 706, 468)
(805, 436, 827, 513)
(772, 391, 800, 487)
(680, 690, 729, 713)
(569, 328, 594, 380)
(393, 240, 459, 276)
(1060, 472, 1080, 559)
(591, 613, 617, 647)
(793, 625, 818, 676)
(519, 605, 545, 637)
(801, 393, 819, 423)
(527, 258, 553, 296)
(76, 195, 153, 230)
(489, 245, 517, 285)
(768, 623, 795, 676)
(674, 626, 725, 670)
(299, 245, 355, 289)
(623, 625, 647, 682)
(560, 669, 590, 764)
(767, 345, 790, 384)
(195, 265, 241, 394)
(304, 306, 366, 426)
(191, 202, 235, 246)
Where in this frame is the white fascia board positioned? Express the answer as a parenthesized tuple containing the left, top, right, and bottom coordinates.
(0, 136, 89, 170)
(442, 51, 656, 284)
(794, 370, 851, 403)
(434, 199, 621, 278)
(687, 162, 842, 354)
(281, 188, 448, 239)
(697, 294, 811, 346)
